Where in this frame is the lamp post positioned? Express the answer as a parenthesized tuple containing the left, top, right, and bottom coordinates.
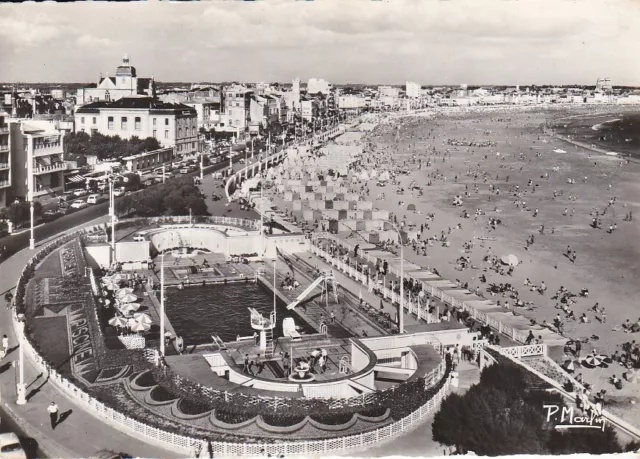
(109, 178, 116, 264)
(200, 152, 204, 182)
(387, 221, 404, 334)
(160, 254, 165, 357)
(29, 200, 35, 250)
(15, 316, 27, 405)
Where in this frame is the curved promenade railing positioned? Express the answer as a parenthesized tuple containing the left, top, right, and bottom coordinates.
(12, 226, 452, 456)
(311, 236, 530, 344)
(117, 215, 260, 231)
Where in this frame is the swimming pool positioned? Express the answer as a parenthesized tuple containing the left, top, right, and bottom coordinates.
(165, 282, 314, 345)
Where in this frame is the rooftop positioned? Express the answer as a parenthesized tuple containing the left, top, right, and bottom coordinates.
(76, 97, 196, 114)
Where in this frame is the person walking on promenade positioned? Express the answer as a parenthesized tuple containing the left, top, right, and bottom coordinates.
(1, 334, 8, 353)
(47, 402, 59, 430)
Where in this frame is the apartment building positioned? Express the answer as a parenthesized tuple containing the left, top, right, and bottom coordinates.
(0, 111, 10, 207)
(74, 97, 199, 156)
(9, 120, 66, 201)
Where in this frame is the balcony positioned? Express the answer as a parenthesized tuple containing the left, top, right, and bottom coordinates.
(33, 162, 67, 175)
(0, 145, 9, 153)
(0, 126, 8, 134)
(0, 162, 9, 170)
(0, 179, 10, 188)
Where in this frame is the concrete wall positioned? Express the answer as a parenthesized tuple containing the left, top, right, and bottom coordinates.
(85, 243, 112, 268)
(115, 241, 150, 263)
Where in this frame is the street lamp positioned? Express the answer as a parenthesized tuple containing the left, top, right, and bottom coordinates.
(200, 151, 204, 182)
(29, 200, 35, 250)
(387, 221, 405, 334)
(15, 314, 27, 405)
(160, 253, 165, 357)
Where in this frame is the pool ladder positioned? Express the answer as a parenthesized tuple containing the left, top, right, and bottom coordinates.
(264, 328, 274, 358)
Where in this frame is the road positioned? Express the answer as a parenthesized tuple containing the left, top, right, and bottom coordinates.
(0, 404, 43, 459)
(0, 151, 247, 262)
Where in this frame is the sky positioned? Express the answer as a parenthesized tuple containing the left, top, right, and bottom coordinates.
(0, 0, 638, 86)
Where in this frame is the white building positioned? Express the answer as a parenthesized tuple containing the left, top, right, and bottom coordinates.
(378, 86, 400, 98)
(9, 119, 66, 201)
(76, 55, 156, 106)
(307, 78, 332, 95)
(338, 95, 367, 110)
(0, 111, 11, 208)
(405, 81, 421, 99)
(74, 97, 199, 157)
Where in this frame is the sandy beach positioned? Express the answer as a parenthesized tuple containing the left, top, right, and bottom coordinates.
(349, 105, 640, 424)
(264, 105, 640, 425)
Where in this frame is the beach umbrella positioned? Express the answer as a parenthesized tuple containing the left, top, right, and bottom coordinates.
(119, 293, 138, 303)
(130, 321, 151, 333)
(582, 354, 604, 368)
(119, 302, 141, 314)
(103, 282, 118, 291)
(500, 254, 519, 266)
(116, 287, 134, 297)
(108, 316, 128, 328)
(110, 273, 126, 283)
(563, 359, 581, 373)
(133, 312, 153, 324)
(624, 369, 640, 384)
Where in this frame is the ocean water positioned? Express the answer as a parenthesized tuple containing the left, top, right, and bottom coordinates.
(553, 112, 640, 157)
(165, 283, 314, 345)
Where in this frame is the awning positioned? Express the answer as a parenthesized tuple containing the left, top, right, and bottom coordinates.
(66, 175, 86, 183)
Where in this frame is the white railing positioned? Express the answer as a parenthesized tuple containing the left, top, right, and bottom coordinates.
(119, 215, 260, 231)
(312, 240, 532, 344)
(13, 224, 454, 457)
(499, 344, 547, 359)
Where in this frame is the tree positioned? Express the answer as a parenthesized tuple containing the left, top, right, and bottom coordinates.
(432, 361, 621, 456)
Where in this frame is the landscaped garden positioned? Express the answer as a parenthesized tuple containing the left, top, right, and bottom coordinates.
(14, 225, 453, 447)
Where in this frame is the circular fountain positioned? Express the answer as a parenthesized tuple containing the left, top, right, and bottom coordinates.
(288, 361, 315, 382)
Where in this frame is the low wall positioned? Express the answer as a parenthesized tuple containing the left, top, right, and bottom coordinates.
(12, 225, 453, 456)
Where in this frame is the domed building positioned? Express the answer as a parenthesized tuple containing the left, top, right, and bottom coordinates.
(76, 54, 156, 106)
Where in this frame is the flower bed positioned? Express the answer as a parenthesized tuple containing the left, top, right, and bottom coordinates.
(214, 409, 257, 425)
(134, 370, 157, 388)
(260, 413, 307, 427)
(150, 386, 177, 403)
(178, 398, 214, 416)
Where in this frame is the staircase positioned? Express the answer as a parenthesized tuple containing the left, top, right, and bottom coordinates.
(264, 328, 275, 358)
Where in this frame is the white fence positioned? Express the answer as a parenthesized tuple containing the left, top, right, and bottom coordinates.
(12, 226, 453, 456)
(120, 215, 260, 231)
(312, 240, 529, 344)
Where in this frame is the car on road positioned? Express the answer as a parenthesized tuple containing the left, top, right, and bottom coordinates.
(87, 194, 100, 205)
(72, 188, 88, 197)
(70, 199, 87, 209)
(113, 187, 126, 197)
(179, 168, 190, 174)
(0, 432, 27, 459)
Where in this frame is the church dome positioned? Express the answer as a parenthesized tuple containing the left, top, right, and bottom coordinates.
(115, 54, 137, 78)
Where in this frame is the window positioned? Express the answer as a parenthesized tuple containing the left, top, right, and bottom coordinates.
(153, 130, 157, 138)
(135, 117, 141, 130)
(92, 117, 97, 124)
(164, 130, 169, 139)
(81, 128, 85, 133)
(121, 117, 127, 130)
(192, 127, 196, 135)
(80, 117, 85, 124)
(165, 118, 169, 126)
(108, 116, 114, 130)
(153, 118, 157, 126)
(178, 128, 182, 137)
(192, 142, 195, 149)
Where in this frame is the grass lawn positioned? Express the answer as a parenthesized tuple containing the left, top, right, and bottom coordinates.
(30, 316, 71, 376)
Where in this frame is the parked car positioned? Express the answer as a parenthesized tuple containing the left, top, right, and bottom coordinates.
(87, 194, 100, 205)
(179, 168, 190, 174)
(42, 210, 64, 222)
(70, 199, 87, 209)
(72, 188, 88, 197)
(0, 432, 27, 459)
(113, 187, 126, 197)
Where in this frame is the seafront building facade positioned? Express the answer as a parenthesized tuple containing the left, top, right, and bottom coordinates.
(9, 119, 66, 201)
(74, 97, 199, 156)
(0, 111, 11, 208)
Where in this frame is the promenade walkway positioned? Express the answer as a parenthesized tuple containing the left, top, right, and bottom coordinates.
(0, 218, 179, 458)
